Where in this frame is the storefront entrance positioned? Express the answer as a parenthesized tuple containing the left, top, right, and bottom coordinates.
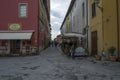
(10, 40, 21, 54)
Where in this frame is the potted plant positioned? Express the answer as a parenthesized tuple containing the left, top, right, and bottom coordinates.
(108, 46, 116, 61)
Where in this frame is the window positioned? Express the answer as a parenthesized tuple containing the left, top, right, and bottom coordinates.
(19, 3, 28, 17)
(82, 2, 85, 17)
(27, 41, 31, 45)
(74, 1, 76, 8)
(2, 41, 6, 46)
(92, 2, 96, 17)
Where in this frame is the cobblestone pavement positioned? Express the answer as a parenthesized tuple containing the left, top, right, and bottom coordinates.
(0, 47, 120, 80)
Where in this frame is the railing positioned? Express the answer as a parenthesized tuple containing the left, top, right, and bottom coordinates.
(21, 47, 38, 56)
(0, 47, 38, 56)
(0, 47, 8, 56)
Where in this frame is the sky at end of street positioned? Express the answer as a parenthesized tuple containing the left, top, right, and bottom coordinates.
(50, 0, 71, 40)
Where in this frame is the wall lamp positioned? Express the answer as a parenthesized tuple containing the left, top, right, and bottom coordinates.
(94, 0, 103, 12)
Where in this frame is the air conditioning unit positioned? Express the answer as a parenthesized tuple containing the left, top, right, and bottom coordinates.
(94, 0, 100, 4)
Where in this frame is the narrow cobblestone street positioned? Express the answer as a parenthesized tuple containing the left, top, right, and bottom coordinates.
(0, 47, 120, 80)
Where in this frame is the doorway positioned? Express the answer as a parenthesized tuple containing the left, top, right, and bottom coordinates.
(91, 31, 98, 55)
(10, 40, 21, 54)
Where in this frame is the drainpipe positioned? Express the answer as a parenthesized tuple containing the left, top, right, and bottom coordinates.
(116, 0, 119, 57)
(101, 1, 104, 52)
(37, 0, 40, 53)
(86, 0, 88, 49)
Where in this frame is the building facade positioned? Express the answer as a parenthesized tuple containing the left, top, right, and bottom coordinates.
(60, 0, 89, 48)
(38, 0, 51, 50)
(0, 0, 50, 56)
(89, 0, 120, 57)
(89, 0, 103, 56)
(118, 0, 120, 57)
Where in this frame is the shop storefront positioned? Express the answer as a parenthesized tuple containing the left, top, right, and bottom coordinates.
(0, 30, 37, 56)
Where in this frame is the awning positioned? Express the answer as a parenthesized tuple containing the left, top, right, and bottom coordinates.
(0, 30, 34, 40)
(63, 33, 84, 38)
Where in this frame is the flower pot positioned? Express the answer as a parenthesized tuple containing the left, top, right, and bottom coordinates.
(110, 56, 116, 62)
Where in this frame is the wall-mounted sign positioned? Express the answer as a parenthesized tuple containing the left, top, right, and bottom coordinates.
(9, 23, 21, 30)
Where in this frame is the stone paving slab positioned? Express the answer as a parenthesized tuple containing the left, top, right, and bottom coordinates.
(0, 47, 120, 80)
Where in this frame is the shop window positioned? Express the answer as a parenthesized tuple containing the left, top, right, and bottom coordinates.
(26, 41, 31, 52)
(23, 41, 26, 46)
(27, 41, 31, 45)
(2, 41, 6, 46)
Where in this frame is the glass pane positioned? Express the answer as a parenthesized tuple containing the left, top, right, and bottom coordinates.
(19, 4, 27, 17)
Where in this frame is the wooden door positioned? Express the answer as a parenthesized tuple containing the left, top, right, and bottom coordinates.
(91, 31, 97, 55)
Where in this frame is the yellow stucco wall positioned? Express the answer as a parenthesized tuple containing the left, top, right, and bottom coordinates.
(89, 0, 119, 56)
(89, 0, 103, 55)
(102, 0, 118, 54)
(65, 17, 69, 33)
(118, 0, 120, 56)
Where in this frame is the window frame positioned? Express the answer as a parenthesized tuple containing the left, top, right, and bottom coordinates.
(92, 2, 96, 18)
(2, 41, 6, 47)
(82, 2, 85, 17)
(18, 3, 28, 18)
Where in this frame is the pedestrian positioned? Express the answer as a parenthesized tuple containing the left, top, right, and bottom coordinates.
(59, 40, 62, 47)
(55, 41, 57, 47)
(50, 41, 53, 47)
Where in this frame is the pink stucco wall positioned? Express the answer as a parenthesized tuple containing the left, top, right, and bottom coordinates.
(0, 0, 38, 46)
(0, 0, 38, 30)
